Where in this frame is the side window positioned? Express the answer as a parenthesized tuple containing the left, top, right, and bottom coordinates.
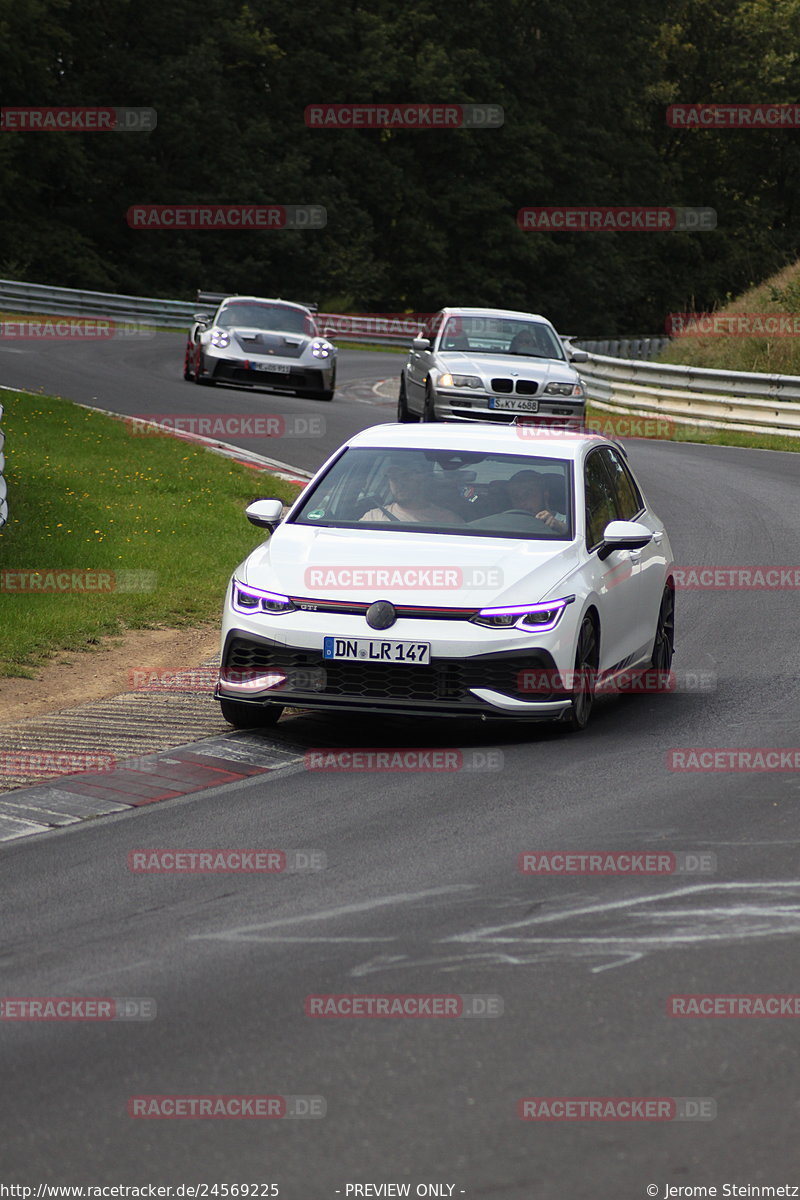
(603, 448, 643, 520)
(427, 312, 445, 344)
(584, 451, 620, 549)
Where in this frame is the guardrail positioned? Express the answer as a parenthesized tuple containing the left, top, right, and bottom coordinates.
(2, 277, 800, 436)
(0, 400, 7, 529)
(578, 352, 800, 438)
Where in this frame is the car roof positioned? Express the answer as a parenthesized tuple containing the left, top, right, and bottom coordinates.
(218, 296, 312, 314)
(344, 423, 599, 461)
(438, 306, 553, 324)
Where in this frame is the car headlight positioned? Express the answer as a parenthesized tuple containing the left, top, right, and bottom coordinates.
(211, 330, 230, 348)
(471, 595, 575, 631)
(311, 339, 333, 359)
(544, 382, 584, 397)
(438, 373, 483, 389)
(232, 579, 296, 615)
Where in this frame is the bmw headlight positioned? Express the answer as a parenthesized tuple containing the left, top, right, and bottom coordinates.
(471, 595, 575, 631)
(232, 579, 296, 615)
(211, 330, 230, 348)
(438, 374, 483, 389)
(544, 382, 584, 397)
(311, 339, 333, 359)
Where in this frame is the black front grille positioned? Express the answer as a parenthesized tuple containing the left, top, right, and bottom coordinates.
(516, 380, 538, 395)
(491, 377, 514, 392)
(213, 363, 308, 386)
(223, 636, 559, 705)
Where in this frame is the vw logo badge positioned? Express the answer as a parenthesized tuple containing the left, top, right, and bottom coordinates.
(366, 600, 397, 630)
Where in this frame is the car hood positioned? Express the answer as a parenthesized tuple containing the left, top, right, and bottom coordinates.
(437, 351, 579, 382)
(211, 326, 311, 354)
(241, 524, 582, 607)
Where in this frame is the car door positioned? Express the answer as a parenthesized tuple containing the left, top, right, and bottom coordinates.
(601, 445, 667, 655)
(405, 311, 442, 413)
(581, 447, 648, 670)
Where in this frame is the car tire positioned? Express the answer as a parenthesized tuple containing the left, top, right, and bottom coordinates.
(397, 377, 419, 423)
(422, 382, 437, 422)
(649, 584, 675, 680)
(219, 698, 283, 728)
(562, 615, 598, 732)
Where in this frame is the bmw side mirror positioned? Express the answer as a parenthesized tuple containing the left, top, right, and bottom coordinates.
(569, 349, 589, 363)
(412, 336, 431, 351)
(245, 498, 284, 531)
(597, 520, 653, 561)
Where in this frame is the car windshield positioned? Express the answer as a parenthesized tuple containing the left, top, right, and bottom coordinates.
(216, 303, 315, 335)
(439, 315, 565, 360)
(291, 448, 573, 539)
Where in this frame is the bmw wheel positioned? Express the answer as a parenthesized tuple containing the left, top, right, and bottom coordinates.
(422, 382, 437, 422)
(397, 377, 419, 423)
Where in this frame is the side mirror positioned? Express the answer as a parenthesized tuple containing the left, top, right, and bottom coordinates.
(193, 312, 212, 324)
(597, 520, 653, 561)
(569, 349, 589, 363)
(412, 335, 431, 351)
(245, 498, 284, 531)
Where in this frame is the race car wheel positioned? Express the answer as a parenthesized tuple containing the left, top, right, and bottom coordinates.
(562, 615, 598, 732)
(397, 377, 419, 423)
(422, 382, 437, 422)
(650, 584, 675, 677)
(219, 699, 283, 728)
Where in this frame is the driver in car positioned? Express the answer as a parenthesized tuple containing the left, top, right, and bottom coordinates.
(506, 470, 567, 533)
(360, 460, 464, 524)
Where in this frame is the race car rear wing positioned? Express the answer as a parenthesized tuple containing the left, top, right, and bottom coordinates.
(195, 291, 319, 312)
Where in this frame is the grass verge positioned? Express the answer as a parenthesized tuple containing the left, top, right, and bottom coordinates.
(0, 390, 301, 677)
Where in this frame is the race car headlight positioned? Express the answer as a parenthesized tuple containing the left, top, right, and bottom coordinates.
(544, 382, 584, 397)
(232, 580, 296, 615)
(311, 339, 333, 358)
(211, 330, 230, 348)
(439, 373, 483, 389)
(471, 595, 575, 631)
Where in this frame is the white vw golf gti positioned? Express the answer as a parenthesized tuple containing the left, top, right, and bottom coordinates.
(216, 424, 675, 731)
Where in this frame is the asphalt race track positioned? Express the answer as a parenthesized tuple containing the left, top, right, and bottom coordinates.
(2, 334, 800, 1196)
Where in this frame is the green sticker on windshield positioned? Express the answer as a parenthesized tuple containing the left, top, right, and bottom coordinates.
(307, 508, 325, 519)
